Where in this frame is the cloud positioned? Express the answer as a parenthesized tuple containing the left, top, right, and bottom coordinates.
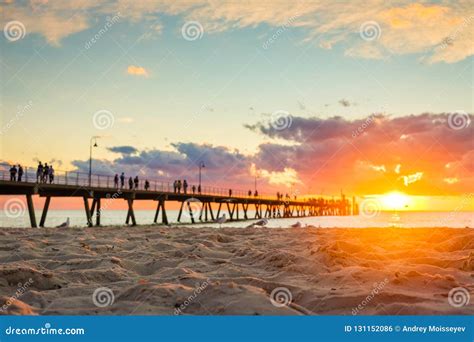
(47, 158, 63, 167)
(108, 146, 138, 155)
(72, 142, 255, 190)
(444, 177, 459, 184)
(2, 6, 89, 46)
(338, 99, 352, 107)
(250, 163, 301, 188)
(126, 65, 149, 77)
(378, 3, 474, 64)
(68, 111, 473, 196)
(371, 165, 386, 172)
(247, 112, 474, 195)
(138, 22, 163, 41)
(2, 1, 472, 63)
(344, 43, 385, 60)
(400, 171, 423, 186)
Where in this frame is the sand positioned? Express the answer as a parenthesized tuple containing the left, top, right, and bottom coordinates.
(0, 226, 472, 315)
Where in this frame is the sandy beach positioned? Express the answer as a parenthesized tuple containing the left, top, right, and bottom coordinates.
(0, 226, 472, 315)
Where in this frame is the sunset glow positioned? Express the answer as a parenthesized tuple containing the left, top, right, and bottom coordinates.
(380, 192, 410, 210)
(0, 1, 472, 211)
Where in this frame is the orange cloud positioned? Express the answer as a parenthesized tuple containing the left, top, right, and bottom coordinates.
(248, 112, 474, 196)
(400, 172, 424, 187)
(126, 65, 149, 77)
(382, 3, 450, 29)
(444, 177, 459, 185)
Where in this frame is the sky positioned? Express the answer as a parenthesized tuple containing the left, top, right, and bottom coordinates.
(0, 0, 473, 210)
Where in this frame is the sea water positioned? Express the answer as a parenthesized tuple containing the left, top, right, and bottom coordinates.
(0, 210, 472, 228)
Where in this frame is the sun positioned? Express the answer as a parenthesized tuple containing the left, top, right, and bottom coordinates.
(380, 192, 410, 210)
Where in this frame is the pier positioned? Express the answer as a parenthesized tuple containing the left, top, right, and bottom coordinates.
(0, 167, 355, 227)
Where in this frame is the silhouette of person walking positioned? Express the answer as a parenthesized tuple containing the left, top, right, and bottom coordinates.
(183, 180, 188, 194)
(192, 185, 196, 194)
(229, 189, 232, 197)
(114, 174, 119, 189)
(49, 165, 54, 183)
(128, 177, 133, 190)
(36, 162, 43, 183)
(144, 180, 150, 191)
(9, 165, 17, 181)
(120, 172, 125, 189)
(43, 163, 49, 183)
(134, 176, 139, 189)
(177, 180, 182, 194)
(17, 165, 23, 182)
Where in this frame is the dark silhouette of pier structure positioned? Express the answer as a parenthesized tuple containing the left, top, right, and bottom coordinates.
(0, 167, 356, 227)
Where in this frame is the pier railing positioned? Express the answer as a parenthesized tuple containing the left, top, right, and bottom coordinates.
(0, 164, 280, 200)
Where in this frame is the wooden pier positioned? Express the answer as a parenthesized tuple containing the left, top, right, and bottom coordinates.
(0, 168, 355, 227)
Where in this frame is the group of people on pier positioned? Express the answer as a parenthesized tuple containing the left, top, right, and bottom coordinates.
(9, 164, 24, 182)
(247, 190, 259, 197)
(9, 162, 55, 183)
(113, 173, 150, 191)
(173, 179, 200, 194)
(6, 163, 297, 201)
(36, 162, 55, 183)
(276, 192, 296, 201)
(5, 163, 348, 213)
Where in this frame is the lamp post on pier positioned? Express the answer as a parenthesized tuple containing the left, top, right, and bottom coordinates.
(198, 161, 205, 193)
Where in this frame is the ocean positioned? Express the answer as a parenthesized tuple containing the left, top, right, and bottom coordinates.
(0, 210, 472, 228)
